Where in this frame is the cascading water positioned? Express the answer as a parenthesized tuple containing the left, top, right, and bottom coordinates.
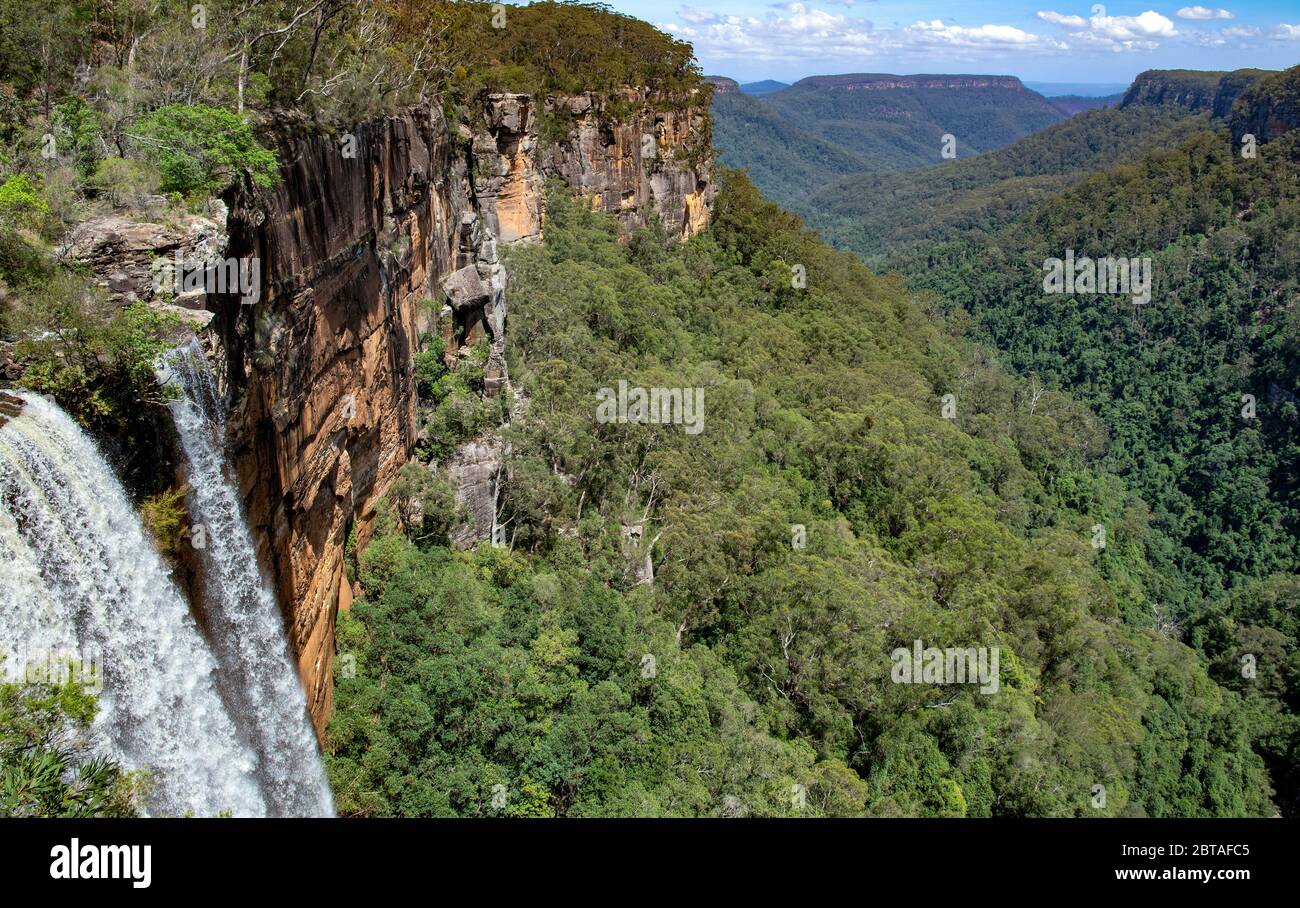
(158, 341, 334, 818)
(0, 392, 267, 817)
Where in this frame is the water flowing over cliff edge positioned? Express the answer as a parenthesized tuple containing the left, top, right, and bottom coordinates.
(0, 392, 267, 816)
(159, 342, 334, 817)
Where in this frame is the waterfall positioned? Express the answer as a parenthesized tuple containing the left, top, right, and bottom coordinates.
(0, 392, 267, 817)
(158, 341, 334, 818)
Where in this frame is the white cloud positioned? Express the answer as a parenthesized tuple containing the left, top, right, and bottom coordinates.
(678, 7, 717, 25)
(1034, 9, 1177, 51)
(1192, 22, 1259, 47)
(1273, 24, 1300, 40)
(660, 4, 1065, 66)
(1036, 11, 1088, 27)
(907, 20, 1053, 48)
(661, 5, 879, 63)
(1176, 6, 1233, 20)
(1090, 11, 1178, 40)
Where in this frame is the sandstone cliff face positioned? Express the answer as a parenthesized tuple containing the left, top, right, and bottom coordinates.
(209, 90, 711, 734)
(1229, 66, 1300, 143)
(473, 88, 714, 242)
(1120, 68, 1270, 115)
(215, 109, 460, 733)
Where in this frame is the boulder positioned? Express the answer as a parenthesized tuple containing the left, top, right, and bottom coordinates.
(441, 264, 491, 311)
(61, 211, 228, 305)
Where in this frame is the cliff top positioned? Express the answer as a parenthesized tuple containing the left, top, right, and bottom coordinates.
(1120, 68, 1276, 115)
(1228, 64, 1300, 142)
(790, 73, 1026, 91)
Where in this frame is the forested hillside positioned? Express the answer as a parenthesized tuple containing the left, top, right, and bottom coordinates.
(325, 180, 1272, 817)
(806, 104, 1210, 267)
(757, 75, 1065, 169)
(882, 66, 1300, 815)
(1045, 94, 1123, 116)
(711, 89, 872, 210)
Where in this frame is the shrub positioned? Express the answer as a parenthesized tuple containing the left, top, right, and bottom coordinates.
(88, 157, 159, 208)
(140, 485, 190, 556)
(131, 104, 279, 198)
(0, 671, 143, 817)
(0, 174, 48, 230)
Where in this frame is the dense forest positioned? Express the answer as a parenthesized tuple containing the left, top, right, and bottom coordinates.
(710, 88, 873, 211)
(853, 66, 1300, 815)
(804, 104, 1212, 268)
(325, 181, 1271, 816)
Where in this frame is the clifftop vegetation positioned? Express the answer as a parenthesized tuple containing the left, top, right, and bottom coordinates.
(0, 1, 703, 127)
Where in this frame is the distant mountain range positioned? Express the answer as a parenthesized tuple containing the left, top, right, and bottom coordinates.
(707, 72, 1067, 208)
(726, 78, 1130, 98)
(779, 67, 1275, 267)
(1045, 94, 1124, 116)
(1024, 81, 1130, 97)
(741, 79, 788, 95)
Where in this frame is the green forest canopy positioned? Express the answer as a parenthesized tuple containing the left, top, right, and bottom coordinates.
(325, 180, 1274, 817)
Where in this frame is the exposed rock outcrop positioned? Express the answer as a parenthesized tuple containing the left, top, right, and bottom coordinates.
(0, 390, 23, 429)
(445, 436, 504, 547)
(473, 88, 714, 241)
(60, 206, 227, 331)
(0, 343, 20, 384)
(440, 210, 508, 393)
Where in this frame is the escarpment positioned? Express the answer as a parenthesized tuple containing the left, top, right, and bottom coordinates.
(1229, 66, 1300, 143)
(474, 88, 714, 242)
(207, 90, 713, 734)
(1120, 68, 1273, 115)
(792, 74, 1027, 92)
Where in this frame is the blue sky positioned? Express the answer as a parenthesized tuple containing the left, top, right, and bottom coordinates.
(587, 1, 1300, 84)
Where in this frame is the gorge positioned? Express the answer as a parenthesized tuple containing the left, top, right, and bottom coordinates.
(2, 1, 1296, 823)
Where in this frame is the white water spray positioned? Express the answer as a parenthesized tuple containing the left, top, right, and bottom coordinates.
(159, 341, 334, 817)
(0, 392, 267, 817)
